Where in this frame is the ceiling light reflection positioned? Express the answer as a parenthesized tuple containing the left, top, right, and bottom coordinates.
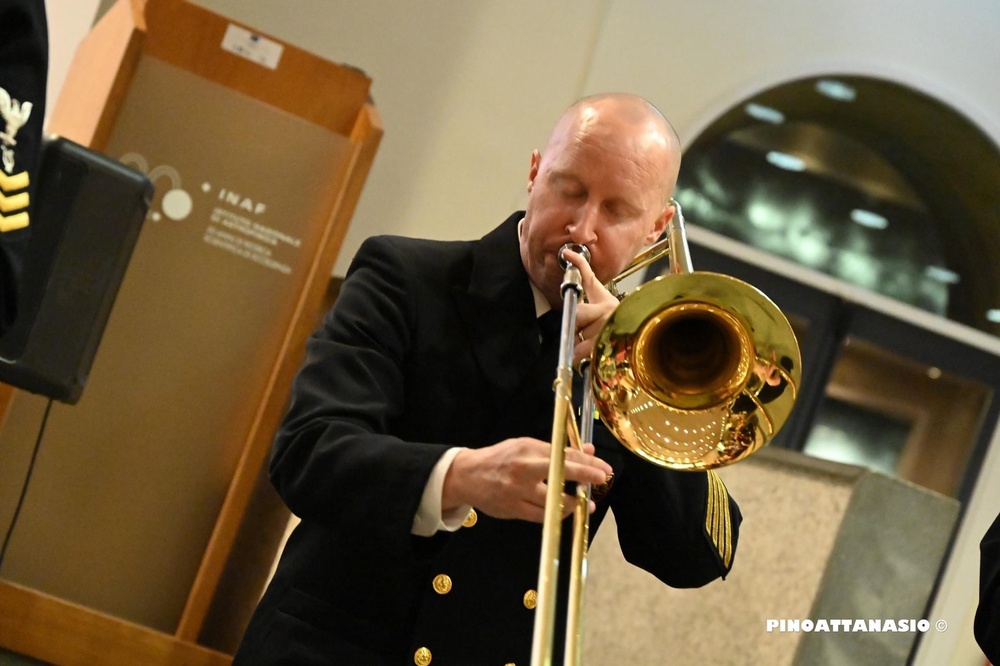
(850, 208, 889, 230)
(747, 200, 784, 231)
(766, 151, 806, 172)
(745, 103, 785, 124)
(924, 266, 961, 284)
(816, 79, 857, 102)
(835, 250, 880, 288)
(788, 231, 832, 267)
(987, 309, 1000, 323)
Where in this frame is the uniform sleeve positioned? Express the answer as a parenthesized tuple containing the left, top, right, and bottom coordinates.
(269, 236, 452, 542)
(0, 0, 47, 333)
(609, 456, 743, 587)
(976, 511, 1000, 663)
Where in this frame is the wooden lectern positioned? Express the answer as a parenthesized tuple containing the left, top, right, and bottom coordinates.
(0, 1, 381, 663)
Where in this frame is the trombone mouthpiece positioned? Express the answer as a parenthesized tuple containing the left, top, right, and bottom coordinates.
(558, 243, 591, 269)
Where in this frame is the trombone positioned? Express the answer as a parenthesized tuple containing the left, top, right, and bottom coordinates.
(530, 200, 801, 666)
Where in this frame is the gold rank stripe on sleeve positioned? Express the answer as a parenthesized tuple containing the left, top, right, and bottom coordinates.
(0, 169, 30, 193)
(0, 170, 30, 232)
(704, 470, 733, 569)
(0, 211, 28, 232)
(0, 190, 29, 213)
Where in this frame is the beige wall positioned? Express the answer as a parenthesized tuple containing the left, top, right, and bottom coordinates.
(43, 0, 102, 124)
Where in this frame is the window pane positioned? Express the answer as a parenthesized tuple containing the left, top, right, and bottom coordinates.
(802, 336, 993, 497)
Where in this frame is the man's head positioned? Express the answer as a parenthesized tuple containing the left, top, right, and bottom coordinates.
(519, 93, 681, 309)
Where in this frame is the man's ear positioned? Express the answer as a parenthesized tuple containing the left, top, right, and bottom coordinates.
(645, 204, 674, 244)
(527, 149, 541, 193)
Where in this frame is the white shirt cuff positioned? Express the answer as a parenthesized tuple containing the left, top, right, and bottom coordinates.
(412, 447, 472, 537)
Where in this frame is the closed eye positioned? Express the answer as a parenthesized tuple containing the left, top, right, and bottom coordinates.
(605, 199, 642, 220)
(550, 172, 586, 199)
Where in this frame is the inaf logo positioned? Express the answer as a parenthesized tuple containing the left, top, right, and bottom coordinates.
(217, 188, 266, 216)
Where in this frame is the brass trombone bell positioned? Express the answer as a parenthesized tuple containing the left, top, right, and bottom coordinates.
(592, 271, 801, 470)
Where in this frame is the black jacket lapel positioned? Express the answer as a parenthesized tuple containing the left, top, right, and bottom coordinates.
(452, 212, 542, 409)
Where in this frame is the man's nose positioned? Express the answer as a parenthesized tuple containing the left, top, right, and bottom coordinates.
(568, 202, 600, 245)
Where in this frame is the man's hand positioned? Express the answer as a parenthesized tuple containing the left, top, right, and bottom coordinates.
(442, 437, 613, 523)
(561, 248, 619, 367)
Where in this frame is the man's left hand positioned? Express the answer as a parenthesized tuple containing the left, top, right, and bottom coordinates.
(561, 248, 618, 367)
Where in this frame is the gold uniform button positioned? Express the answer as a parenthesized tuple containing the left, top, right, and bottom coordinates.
(432, 574, 452, 595)
(463, 508, 477, 527)
(523, 589, 537, 610)
(414, 646, 432, 665)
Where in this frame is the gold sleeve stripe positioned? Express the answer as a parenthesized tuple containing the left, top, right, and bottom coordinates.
(705, 470, 733, 569)
(0, 170, 29, 193)
(0, 211, 29, 232)
(0, 191, 29, 213)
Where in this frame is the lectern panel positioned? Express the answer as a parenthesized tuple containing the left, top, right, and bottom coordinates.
(0, 53, 351, 632)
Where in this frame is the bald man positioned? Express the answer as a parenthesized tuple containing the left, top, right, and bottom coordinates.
(236, 94, 741, 666)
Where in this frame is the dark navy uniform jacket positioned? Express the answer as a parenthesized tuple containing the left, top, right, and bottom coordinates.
(235, 212, 742, 665)
(0, 0, 47, 334)
(976, 511, 1000, 663)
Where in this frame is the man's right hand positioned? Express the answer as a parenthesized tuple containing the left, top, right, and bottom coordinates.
(441, 437, 613, 523)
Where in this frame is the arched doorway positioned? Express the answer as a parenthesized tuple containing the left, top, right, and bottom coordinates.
(675, 74, 1000, 336)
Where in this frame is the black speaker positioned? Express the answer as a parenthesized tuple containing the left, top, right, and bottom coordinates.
(0, 136, 152, 404)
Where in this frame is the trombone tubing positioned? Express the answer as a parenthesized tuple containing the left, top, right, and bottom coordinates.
(531, 260, 587, 666)
(665, 199, 693, 275)
(564, 363, 593, 666)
